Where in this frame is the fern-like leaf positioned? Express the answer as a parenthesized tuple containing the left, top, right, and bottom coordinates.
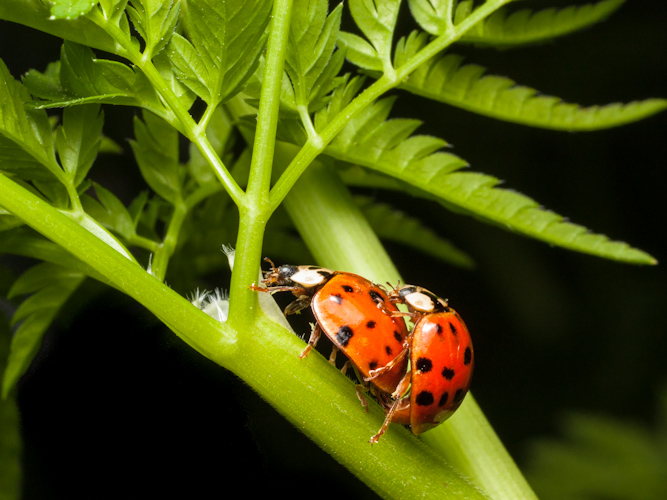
(393, 32, 667, 131)
(461, 0, 625, 48)
(3, 263, 85, 397)
(355, 196, 474, 268)
(318, 98, 656, 264)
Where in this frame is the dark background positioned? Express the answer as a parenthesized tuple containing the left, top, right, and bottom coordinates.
(1, 1, 666, 498)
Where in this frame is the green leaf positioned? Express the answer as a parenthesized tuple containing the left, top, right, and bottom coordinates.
(407, 0, 453, 36)
(23, 43, 170, 122)
(284, 1, 343, 110)
(3, 263, 85, 397)
(348, 0, 401, 68)
(49, 0, 97, 19)
(0, 0, 118, 55)
(355, 196, 475, 268)
(0, 210, 23, 232)
(314, 74, 367, 132)
(337, 31, 383, 71)
(0, 318, 21, 499)
(393, 33, 667, 131)
(130, 112, 183, 204)
(0, 59, 61, 181)
(82, 183, 138, 241)
(319, 98, 656, 265)
(127, 0, 180, 58)
(462, 0, 625, 47)
(167, 0, 271, 105)
(55, 104, 103, 187)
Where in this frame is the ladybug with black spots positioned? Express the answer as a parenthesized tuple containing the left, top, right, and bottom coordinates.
(251, 259, 410, 397)
(368, 284, 474, 443)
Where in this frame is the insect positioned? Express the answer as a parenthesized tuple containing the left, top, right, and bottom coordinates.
(368, 284, 474, 443)
(251, 260, 410, 396)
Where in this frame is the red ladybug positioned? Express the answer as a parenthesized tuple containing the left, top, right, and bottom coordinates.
(369, 285, 474, 443)
(252, 260, 409, 396)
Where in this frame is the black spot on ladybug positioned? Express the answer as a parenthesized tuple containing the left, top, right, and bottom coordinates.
(330, 294, 343, 305)
(369, 360, 378, 370)
(393, 331, 403, 343)
(342, 285, 354, 293)
(439, 392, 449, 406)
(336, 325, 353, 346)
(442, 367, 455, 380)
(464, 346, 472, 365)
(435, 323, 443, 335)
(415, 391, 434, 406)
(416, 357, 432, 373)
(369, 290, 384, 304)
(453, 389, 465, 404)
(385, 345, 393, 356)
(449, 322, 458, 335)
(366, 320, 376, 329)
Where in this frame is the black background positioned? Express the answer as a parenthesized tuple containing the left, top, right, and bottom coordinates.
(1, 1, 666, 498)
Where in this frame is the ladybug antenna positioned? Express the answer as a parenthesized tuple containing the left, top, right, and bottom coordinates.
(385, 281, 401, 292)
(263, 257, 277, 271)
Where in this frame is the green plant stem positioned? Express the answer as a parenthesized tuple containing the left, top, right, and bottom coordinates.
(151, 199, 187, 281)
(0, 173, 229, 361)
(279, 152, 539, 500)
(226, 0, 293, 331)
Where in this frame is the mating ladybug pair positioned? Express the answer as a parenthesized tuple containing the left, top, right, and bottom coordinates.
(251, 260, 474, 443)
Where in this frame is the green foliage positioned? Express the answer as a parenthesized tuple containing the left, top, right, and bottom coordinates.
(526, 389, 667, 500)
(393, 31, 666, 131)
(0, 317, 21, 500)
(3, 263, 85, 397)
(462, 0, 623, 46)
(0, 0, 664, 498)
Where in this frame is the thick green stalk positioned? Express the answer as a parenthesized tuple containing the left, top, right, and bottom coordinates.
(0, 173, 230, 362)
(279, 155, 539, 500)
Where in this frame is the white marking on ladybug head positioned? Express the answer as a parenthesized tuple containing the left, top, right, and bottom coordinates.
(405, 291, 435, 313)
(290, 268, 328, 288)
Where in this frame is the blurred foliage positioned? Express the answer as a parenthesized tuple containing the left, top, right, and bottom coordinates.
(525, 385, 667, 500)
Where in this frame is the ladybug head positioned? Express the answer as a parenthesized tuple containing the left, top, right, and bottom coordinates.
(260, 258, 298, 286)
(390, 285, 449, 314)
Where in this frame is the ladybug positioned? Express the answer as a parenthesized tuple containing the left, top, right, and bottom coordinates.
(368, 285, 474, 443)
(251, 259, 410, 396)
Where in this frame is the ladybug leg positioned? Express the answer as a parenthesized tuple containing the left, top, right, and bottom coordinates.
(284, 295, 312, 315)
(300, 322, 321, 359)
(329, 345, 340, 366)
(364, 333, 412, 382)
(345, 364, 369, 413)
(369, 395, 410, 444)
(355, 384, 369, 413)
(369, 372, 411, 444)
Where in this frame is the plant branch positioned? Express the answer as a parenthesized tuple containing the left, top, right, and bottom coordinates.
(0, 172, 230, 361)
(86, 8, 245, 207)
(225, 0, 294, 330)
(268, 0, 515, 213)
